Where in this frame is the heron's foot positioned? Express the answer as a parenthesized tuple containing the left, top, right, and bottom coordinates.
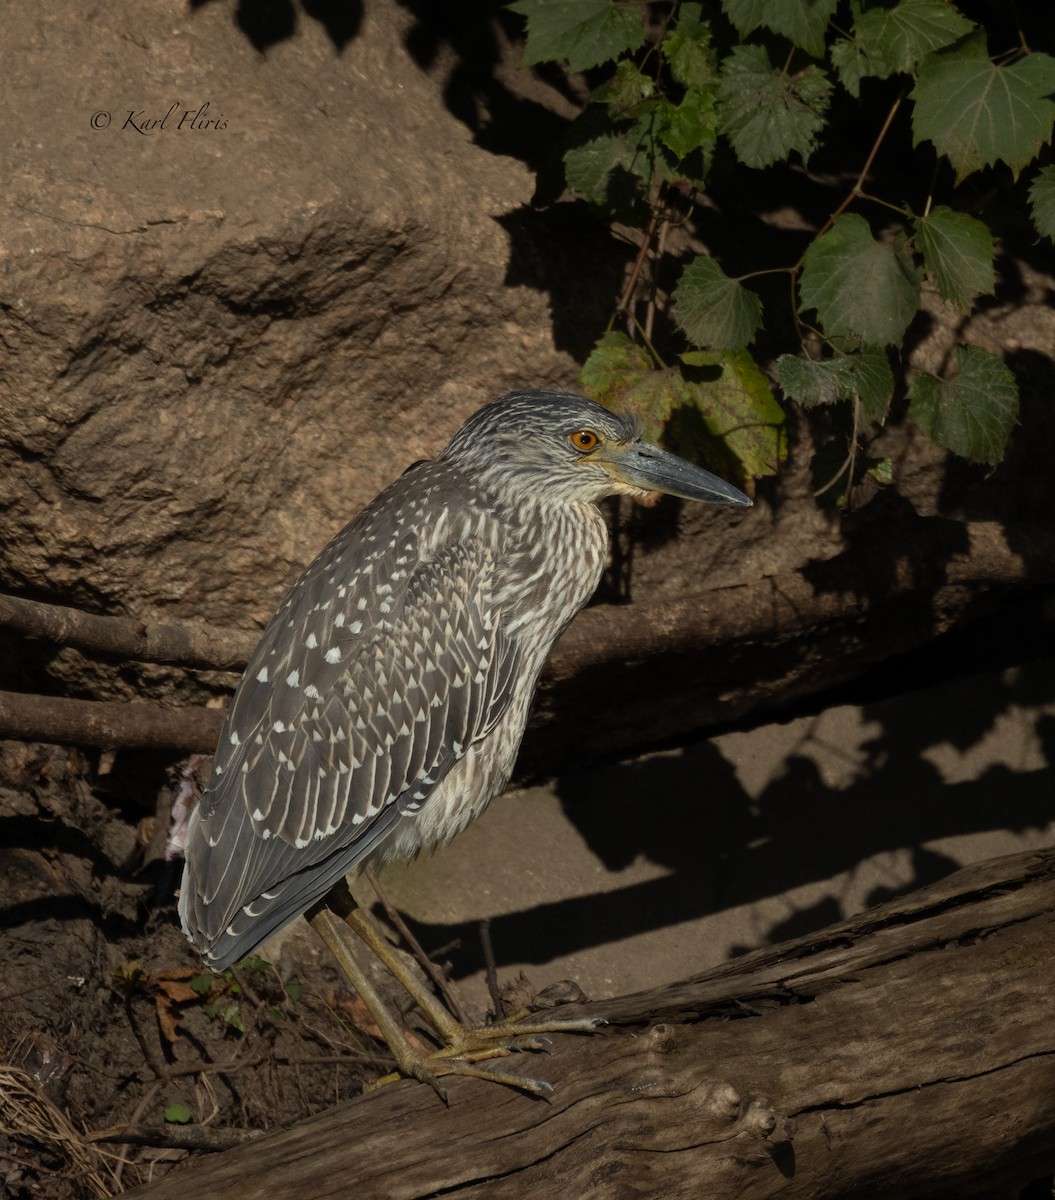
(363, 1016, 605, 1102)
(311, 892, 605, 1100)
(429, 1011, 606, 1064)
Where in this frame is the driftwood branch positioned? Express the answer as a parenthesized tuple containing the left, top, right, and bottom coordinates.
(0, 520, 1051, 760)
(0, 691, 224, 753)
(119, 846, 1055, 1199)
(0, 592, 256, 671)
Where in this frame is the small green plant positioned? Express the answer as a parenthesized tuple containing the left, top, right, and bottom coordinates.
(509, 0, 1054, 500)
(199, 956, 297, 1036)
(163, 1102, 192, 1125)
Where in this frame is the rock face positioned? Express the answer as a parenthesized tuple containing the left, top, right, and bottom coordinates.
(1, 3, 596, 632)
(3, 1, 1054, 717)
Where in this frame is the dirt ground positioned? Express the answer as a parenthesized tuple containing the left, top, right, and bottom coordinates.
(2, 602, 1053, 1197)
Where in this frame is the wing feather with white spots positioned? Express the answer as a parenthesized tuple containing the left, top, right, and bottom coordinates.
(179, 463, 521, 969)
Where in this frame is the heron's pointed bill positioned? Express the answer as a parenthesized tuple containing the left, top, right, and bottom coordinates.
(603, 442, 752, 507)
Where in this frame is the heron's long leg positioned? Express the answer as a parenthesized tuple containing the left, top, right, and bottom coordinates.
(309, 905, 557, 1101)
(364, 864, 470, 1025)
(346, 903, 602, 1045)
(309, 881, 603, 1098)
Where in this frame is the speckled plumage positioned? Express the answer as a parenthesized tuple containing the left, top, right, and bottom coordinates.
(179, 389, 748, 969)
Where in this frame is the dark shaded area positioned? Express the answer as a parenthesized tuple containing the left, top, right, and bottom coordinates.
(396, 0, 573, 170)
(188, 0, 363, 53)
(495, 205, 632, 363)
(394, 611, 1055, 980)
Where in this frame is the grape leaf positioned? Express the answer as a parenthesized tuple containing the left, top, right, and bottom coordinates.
(776, 347, 894, 422)
(913, 205, 995, 310)
(912, 44, 1055, 181)
(672, 256, 763, 350)
(663, 3, 716, 90)
(907, 345, 1019, 464)
(799, 213, 921, 345)
(605, 59, 654, 116)
(721, 0, 838, 59)
(716, 45, 831, 169)
(1029, 165, 1055, 239)
(509, 0, 646, 73)
(564, 125, 634, 206)
(579, 331, 784, 479)
(854, 0, 974, 78)
(679, 349, 787, 480)
(830, 35, 883, 98)
(657, 89, 718, 163)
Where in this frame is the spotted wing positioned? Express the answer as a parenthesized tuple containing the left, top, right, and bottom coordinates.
(179, 485, 520, 968)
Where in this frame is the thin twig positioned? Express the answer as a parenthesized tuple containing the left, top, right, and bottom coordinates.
(615, 203, 662, 319)
(801, 91, 907, 264)
(480, 918, 505, 1020)
(88, 1123, 263, 1152)
(364, 866, 470, 1025)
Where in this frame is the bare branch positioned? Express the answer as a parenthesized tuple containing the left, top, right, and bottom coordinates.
(0, 592, 256, 670)
(0, 691, 224, 753)
(0, 521, 1050, 757)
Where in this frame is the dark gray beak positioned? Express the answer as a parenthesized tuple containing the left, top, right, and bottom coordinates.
(603, 442, 752, 507)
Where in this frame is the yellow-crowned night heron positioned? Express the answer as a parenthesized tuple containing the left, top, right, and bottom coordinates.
(179, 389, 750, 1095)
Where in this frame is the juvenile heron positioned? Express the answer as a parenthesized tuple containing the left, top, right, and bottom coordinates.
(179, 389, 750, 1094)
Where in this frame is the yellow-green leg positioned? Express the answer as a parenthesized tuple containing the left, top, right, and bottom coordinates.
(308, 881, 605, 1101)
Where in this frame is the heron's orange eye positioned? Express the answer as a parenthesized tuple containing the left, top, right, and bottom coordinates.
(570, 429, 600, 453)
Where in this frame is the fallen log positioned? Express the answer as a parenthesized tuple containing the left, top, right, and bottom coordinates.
(119, 846, 1055, 1199)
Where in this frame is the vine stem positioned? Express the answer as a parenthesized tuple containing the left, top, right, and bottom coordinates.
(813, 397, 862, 500)
(798, 90, 906, 267)
(614, 200, 663, 320)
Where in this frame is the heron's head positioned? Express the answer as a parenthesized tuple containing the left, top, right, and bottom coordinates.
(442, 389, 752, 509)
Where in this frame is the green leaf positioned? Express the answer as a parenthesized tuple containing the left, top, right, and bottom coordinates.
(907, 344, 1019, 464)
(672, 256, 763, 350)
(1029, 165, 1055, 239)
(716, 45, 831, 169)
(579, 331, 785, 480)
(663, 4, 716, 90)
(164, 1103, 192, 1125)
(913, 205, 995, 310)
(509, 0, 646, 72)
(606, 59, 654, 116)
(189, 973, 213, 996)
(830, 36, 880, 98)
(286, 981, 304, 1003)
(221, 1003, 246, 1033)
(912, 44, 1055, 181)
(721, 0, 838, 59)
(680, 349, 788, 479)
(851, 348, 897, 423)
(799, 213, 921, 345)
(656, 89, 718, 163)
(776, 348, 894, 422)
(563, 114, 636, 207)
(869, 458, 894, 485)
(580, 331, 654, 415)
(854, 0, 974, 78)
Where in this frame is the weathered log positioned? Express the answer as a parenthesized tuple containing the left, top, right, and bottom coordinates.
(119, 846, 1055, 1199)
